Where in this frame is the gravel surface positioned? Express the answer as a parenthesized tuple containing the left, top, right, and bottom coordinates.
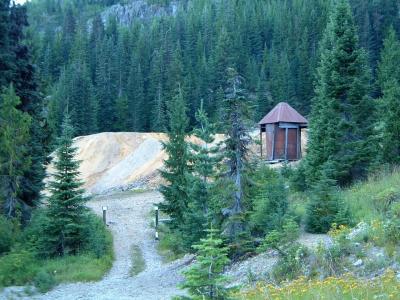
(1, 191, 189, 300)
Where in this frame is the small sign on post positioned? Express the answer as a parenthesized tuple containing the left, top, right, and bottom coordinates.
(102, 206, 108, 225)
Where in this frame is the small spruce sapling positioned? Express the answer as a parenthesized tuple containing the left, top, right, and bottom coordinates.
(180, 228, 232, 300)
(305, 162, 350, 233)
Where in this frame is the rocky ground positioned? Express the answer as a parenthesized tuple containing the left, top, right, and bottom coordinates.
(1, 191, 191, 300)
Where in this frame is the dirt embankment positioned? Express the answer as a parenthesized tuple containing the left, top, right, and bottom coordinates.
(46, 132, 225, 195)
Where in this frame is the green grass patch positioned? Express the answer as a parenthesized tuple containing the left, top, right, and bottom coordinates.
(130, 245, 146, 276)
(340, 168, 400, 222)
(156, 224, 185, 263)
(41, 251, 113, 283)
(0, 223, 114, 291)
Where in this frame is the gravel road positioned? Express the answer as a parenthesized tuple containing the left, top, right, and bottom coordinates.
(3, 191, 189, 300)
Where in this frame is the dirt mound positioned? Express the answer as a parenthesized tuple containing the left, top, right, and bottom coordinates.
(47, 132, 224, 194)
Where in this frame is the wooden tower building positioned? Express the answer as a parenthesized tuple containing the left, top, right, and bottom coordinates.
(259, 102, 308, 161)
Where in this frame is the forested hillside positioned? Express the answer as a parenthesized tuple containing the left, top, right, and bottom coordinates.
(27, 0, 400, 136)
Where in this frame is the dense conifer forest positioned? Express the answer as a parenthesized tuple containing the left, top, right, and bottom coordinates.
(24, 0, 400, 136)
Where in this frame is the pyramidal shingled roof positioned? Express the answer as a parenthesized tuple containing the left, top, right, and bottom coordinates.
(258, 102, 308, 125)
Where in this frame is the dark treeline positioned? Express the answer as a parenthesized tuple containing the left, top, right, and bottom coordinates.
(27, 0, 400, 137)
(0, 0, 49, 222)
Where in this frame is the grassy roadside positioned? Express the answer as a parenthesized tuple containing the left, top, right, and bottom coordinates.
(0, 218, 114, 292)
(130, 245, 146, 276)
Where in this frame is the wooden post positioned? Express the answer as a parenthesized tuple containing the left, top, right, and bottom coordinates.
(271, 124, 276, 160)
(102, 206, 107, 225)
(284, 127, 288, 161)
(297, 127, 300, 159)
(260, 127, 263, 159)
(155, 205, 159, 229)
(155, 206, 159, 240)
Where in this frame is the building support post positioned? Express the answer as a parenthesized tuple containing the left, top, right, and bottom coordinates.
(284, 128, 288, 161)
(260, 127, 263, 159)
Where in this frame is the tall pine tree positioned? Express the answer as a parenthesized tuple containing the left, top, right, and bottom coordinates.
(0, 85, 31, 218)
(221, 68, 252, 250)
(181, 103, 221, 250)
(159, 86, 191, 231)
(305, 0, 373, 186)
(377, 28, 400, 164)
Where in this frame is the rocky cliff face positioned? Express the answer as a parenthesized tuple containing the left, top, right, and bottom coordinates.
(100, 0, 179, 26)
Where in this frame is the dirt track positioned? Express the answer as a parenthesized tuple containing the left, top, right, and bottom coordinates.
(31, 191, 189, 300)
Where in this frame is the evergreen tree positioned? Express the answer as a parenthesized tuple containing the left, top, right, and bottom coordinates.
(149, 48, 166, 132)
(0, 86, 31, 218)
(51, 62, 97, 136)
(379, 84, 400, 163)
(9, 3, 49, 215)
(181, 103, 221, 250)
(159, 86, 191, 230)
(96, 38, 117, 132)
(221, 68, 252, 245)
(42, 114, 88, 256)
(305, 162, 346, 233)
(378, 27, 400, 90)
(115, 95, 129, 131)
(180, 228, 231, 300)
(126, 55, 145, 131)
(249, 166, 288, 236)
(305, 0, 373, 186)
(0, 0, 11, 88)
(377, 28, 400, 164)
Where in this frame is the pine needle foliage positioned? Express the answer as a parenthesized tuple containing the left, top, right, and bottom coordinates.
(0, 85, 31, 218)
(305, 0, 374, 187)
(221, 68, 252, 241)
(305, 162, 351, 233)
(181, 102, 221, 250)
(377, 28, 400, 164)
(180, 228, 232, 300)
(42, 114, 88, 257)
(160, 86, 191, 230)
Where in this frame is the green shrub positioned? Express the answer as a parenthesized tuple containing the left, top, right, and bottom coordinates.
(0, 216, 16, 255)
(384, 202, 400, 246)
(33, 270, 56, 293)
(258, 219, 305, 282)
(82, 213, 110, 258)
(305, 174, 352, 234)
(288, 162, 308, 192)
(249, 166, 288, 235)
(156, 225, 186, 262)
(271, 244, 308, 282)
(372, 188, 399, 214)
(0, 210, 114, 289)
(0, 250, 37, 286)
(21, 210, 51, 257)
